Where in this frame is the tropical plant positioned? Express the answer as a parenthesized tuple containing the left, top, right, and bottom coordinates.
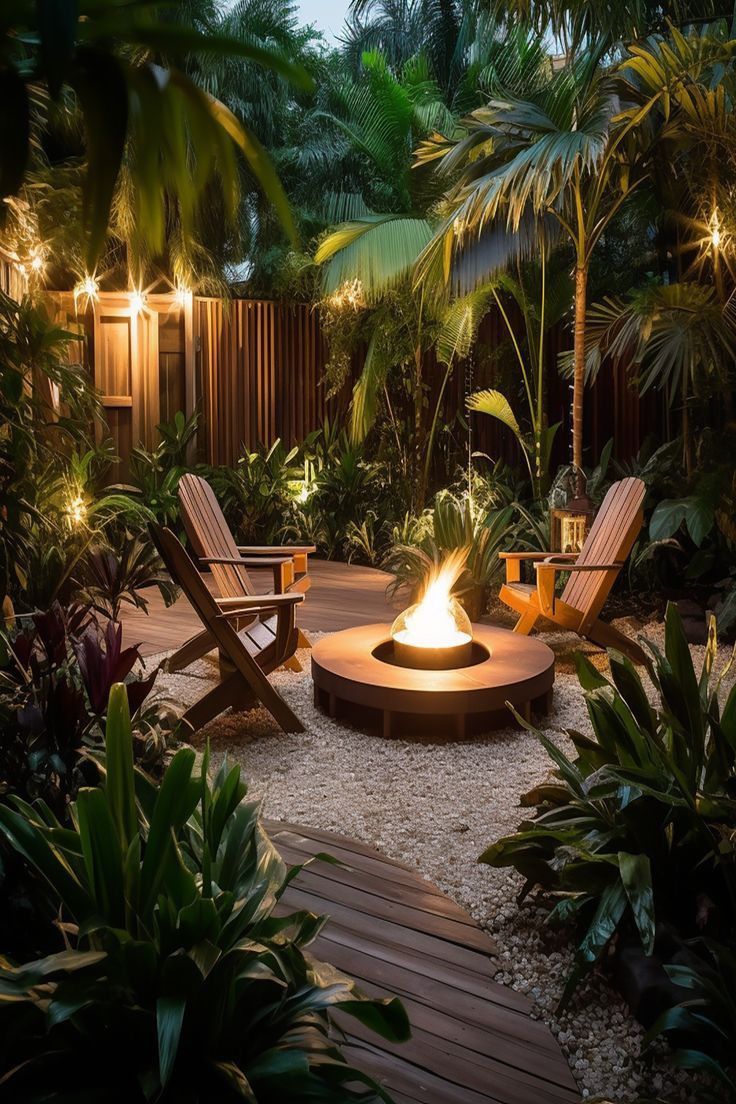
(646, 937, 736, 1104)
(416, 28, 735, 472)
(489, 0, 731, 52)
(127, 410, 200, 524)
(0, 683, 410, 1102)
(385, 489, 517, 618)
(0, 605, 161, 815)
(0, 291, 149, 611)
(79, 534, 179, 622)
(482, 604, 736, 1006)
(467, 257, 572, 496)
(0, 0, 312, 268)
(210, 438, 303, 545)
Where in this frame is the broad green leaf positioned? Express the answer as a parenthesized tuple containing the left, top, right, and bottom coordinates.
(105, 683, 138, 855)
(618, 852, 655, 954)
(467, 389, 522, 441)
(157, 996, 186, 1088)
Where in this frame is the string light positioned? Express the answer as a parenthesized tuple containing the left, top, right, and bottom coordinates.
(73, 274, 99, 306)
(130, 289, 147, 314)
(174, 284, 192, 308)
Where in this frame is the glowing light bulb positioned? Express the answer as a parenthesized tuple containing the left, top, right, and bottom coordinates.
(712, 225, 722, 248)
(130, 289, 147, 314)
(30, 252, 44, 273)
(66, 493, 87, 527)
(174, 285, 191, 307)
(74, 275, 99, 304)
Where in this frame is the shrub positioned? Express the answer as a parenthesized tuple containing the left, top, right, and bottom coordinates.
(646, 937, 736, 1104)
(384, 489, 518, 619)
(481, 604, 736, 1006)
(0, 685, 410, 1102)
(0, 604, 168, 815)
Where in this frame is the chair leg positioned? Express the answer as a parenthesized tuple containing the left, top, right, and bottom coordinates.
(283, 655, 303, 673)
(166, 628, 215, 672)
(297, 627, 312, 650)
(514, 608, 539, 636)
(181, 671, 253, 731)
(586, 618, 647, 665)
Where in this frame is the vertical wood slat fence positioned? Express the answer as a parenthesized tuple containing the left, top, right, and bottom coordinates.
(0, 255, 662, 475)
(195, 298, 336, 466)
(194, 297, 659, 472)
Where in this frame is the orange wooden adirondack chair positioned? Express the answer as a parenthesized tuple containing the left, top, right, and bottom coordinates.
(499, 477, 646, 664)
(150, 524, 305, 733)
(178, 473, 315, 670)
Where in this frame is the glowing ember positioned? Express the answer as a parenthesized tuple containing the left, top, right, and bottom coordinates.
(391, 549, 472, 650)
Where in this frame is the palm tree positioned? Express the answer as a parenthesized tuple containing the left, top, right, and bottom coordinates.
(416, 29, 734, 472)
(0, 0, 312, 269)
(342, 0, 465, 90)
(486, 0, 733, 52)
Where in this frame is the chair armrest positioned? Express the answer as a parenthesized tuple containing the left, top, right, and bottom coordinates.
(236, 545, 316, 556)
(216, 594, 304, 608)
(500, 550, 574, 584)
(201, 555, 291, 567)
(499, 551, 554, 560)
(534, 560, 623, 572)
(215, 593, 304, 621)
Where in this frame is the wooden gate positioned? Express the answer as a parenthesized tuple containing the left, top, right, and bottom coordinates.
(48, 291, 195, 482)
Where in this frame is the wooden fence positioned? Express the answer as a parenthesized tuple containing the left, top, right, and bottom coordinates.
(2, 268, 663, 478)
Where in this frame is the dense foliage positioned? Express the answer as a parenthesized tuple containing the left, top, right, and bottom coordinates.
(0, 684, 409, 1103)
(483, 604, 736, 1096)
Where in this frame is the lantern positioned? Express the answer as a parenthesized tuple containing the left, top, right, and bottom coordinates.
(549, 468, 595, 554)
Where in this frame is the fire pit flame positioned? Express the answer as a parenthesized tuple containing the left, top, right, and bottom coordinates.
(391, 550, 473, 669)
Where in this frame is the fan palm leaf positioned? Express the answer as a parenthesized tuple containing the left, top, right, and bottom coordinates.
(574, 282, 736, 399)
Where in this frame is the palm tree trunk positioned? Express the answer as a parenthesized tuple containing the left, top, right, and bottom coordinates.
(413, 344, 426, 511)
(572, 263, 588, 474)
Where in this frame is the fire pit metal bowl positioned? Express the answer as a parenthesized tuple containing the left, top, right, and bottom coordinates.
(311, 623, 554, 739)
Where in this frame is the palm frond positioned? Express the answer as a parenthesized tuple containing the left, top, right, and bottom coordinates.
(317, 215, 433, 298)
(350, 329, 386, 441)
(436, 287, 494, 364)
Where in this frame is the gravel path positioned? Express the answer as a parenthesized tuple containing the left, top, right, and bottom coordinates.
(147, 620, 732, 1103)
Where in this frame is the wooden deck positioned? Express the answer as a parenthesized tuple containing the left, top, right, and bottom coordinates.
(121, 558, 399, 656)
(272, 820, 578, 1104)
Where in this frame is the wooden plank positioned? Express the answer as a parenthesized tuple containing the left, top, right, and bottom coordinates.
(270, 821, 578, 1104)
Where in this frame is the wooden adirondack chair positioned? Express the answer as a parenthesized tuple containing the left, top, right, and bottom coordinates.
(178, 473, 315, 670)
(150, 524, 305, 733)
(499, 477, 646, 664)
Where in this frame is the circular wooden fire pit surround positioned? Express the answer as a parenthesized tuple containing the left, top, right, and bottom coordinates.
(311, 623, 554, 739)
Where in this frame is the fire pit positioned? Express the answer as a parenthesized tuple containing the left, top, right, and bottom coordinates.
(311, 623, 554, 738)
(312, 555, 554, 738)
(313, 556, 558, 737)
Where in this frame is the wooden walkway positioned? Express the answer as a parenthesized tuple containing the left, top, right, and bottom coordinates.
(121, 558, 398, 656)
(271, 821, 578, 1104)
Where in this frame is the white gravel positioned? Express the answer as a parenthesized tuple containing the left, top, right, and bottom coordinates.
(146, 620, 734, 1103)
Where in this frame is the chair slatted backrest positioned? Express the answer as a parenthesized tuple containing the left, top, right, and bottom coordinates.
(150, 523, 225, 626)
(178, 473, 255, 600)
(561, 477, 645, 623)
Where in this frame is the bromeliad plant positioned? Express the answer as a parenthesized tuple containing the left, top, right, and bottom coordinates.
(0, 685, 410, 1103)
(482, 603, 736, 1006)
